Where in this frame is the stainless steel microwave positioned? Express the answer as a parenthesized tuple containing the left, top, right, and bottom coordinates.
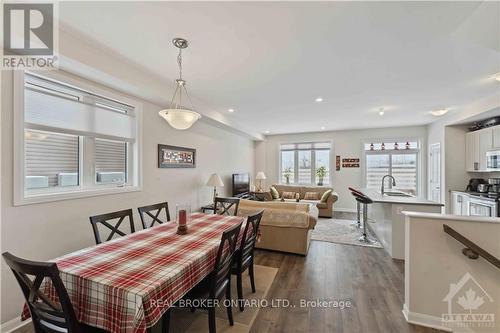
(486, 150, 500, 171)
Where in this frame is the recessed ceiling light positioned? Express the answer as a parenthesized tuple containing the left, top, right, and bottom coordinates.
(495, 73, 500, 82)
(315, 97, 323, 103)
(430, 109, 449, 117)
(265, 130, 270, 134)
(320, 126, 326, 130)
(228, 108, 235, 113)
(379, 110, 385, 116)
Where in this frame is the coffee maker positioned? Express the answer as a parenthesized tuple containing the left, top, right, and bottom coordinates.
(466, 178, 486, 192)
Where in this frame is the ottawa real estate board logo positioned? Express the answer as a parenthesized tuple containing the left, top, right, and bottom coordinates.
(2, 2, 58, 69)
(442, 272, 495, 329)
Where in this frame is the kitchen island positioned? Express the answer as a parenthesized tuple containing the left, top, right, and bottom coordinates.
(353, 188, 443, 260)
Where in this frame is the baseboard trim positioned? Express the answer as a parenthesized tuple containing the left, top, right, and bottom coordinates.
(402, 305, 474, 333)
(1, 316, 31, 333)
(402, 305, 451, 332)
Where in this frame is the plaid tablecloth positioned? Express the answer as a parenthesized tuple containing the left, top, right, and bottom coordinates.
(22, 213, 245, 333)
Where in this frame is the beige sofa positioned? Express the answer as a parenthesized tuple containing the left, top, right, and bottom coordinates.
(263, 184, 338, 218)
(237, 199, 318, 255)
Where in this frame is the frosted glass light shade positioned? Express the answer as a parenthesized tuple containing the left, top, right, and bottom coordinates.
(206, 173, 224, 187)
(256, 172, 267, 180)
(158, 109, 201, 130)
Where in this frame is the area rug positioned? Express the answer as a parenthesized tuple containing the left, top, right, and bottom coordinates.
(169, 265, 278, 333)
(311, 218, 383, 248)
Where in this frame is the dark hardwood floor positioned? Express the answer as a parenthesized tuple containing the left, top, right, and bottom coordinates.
(12, 238, 442, 333)
(252, 240, 442, 333)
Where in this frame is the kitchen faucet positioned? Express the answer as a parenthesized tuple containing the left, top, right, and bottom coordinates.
(381, 175, 396, 195)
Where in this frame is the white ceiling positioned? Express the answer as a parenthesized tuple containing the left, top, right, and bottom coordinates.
(59, 1, 500, 136)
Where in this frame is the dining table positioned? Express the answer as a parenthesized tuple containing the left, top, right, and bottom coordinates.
(22, 213, 245, 333)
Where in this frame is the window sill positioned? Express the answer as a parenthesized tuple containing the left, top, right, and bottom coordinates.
(14, 185, 142, 206)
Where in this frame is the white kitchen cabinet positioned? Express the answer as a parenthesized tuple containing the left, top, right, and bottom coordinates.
(493, 126, 500, 148)
(465, 126, 496, 172)
(465, 131, 479, 171)
(479, 127, 493, 171)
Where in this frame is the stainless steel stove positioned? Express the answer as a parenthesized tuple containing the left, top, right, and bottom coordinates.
(465, 191, 499, 217)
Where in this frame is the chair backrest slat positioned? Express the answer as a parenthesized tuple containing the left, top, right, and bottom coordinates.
(137, 202, 171, 229)
(237, 210, 264, 268)
(210, 221, 242, 299)
(2, 252, 80, 333)
(214, 197, 240, 216)
(89, 209, 135, 245)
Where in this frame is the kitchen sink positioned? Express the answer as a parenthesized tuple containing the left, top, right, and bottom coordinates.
(381, 191, 414, 197)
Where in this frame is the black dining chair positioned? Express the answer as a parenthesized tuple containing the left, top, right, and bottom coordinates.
(231, 210, 264, 311)
(214, 197, 240, 216)
(137, 202, 171, 229)
(89, 209, 135, 245)
(165, 221, 242, 333)
(2, 252, 91, 333)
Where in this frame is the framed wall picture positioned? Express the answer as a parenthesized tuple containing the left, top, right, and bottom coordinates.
(158, 144, 196, 168)
(342, 158, 360, 168)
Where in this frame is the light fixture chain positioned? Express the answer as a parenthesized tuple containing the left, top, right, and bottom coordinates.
(177, 47, 183, 80)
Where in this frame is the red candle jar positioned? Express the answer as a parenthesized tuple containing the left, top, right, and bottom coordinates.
(178, 210, 186, 226)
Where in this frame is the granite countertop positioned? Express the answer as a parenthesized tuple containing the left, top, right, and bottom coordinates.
(353, 188, 444, 206)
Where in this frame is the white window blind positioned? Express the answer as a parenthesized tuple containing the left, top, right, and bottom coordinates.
(16, 71, 141, 204)
(364, 140, 419, 195)
(25, 88, 136, 142)
(95, 138, 127, 184)
(24, 130, 79, 189)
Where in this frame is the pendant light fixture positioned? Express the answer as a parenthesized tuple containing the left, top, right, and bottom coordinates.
(159, 38, 201, 130)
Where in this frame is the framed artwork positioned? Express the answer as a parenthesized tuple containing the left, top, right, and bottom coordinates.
(158, 144, 196, 168)
(342, 158, 360, 168)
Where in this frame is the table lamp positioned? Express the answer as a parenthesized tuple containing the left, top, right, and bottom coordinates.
(255, 171, 267, 192)
(206, 173, 224, 204)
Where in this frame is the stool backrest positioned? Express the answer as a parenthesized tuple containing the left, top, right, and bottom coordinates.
(353, 192, 373, 204)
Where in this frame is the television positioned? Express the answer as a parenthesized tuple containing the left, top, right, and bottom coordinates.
(232, 173, 250, 197)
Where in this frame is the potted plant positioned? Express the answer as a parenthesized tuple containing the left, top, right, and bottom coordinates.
(316, 166, 327, 186)
(283, 167, 292, 184)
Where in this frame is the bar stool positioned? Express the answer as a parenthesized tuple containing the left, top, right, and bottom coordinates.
(353, 193, 376, 244)
(348, 187, 363, 229)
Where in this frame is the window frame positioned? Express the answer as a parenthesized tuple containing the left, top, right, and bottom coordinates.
(14, 70, 143, 205)
(362, 139, 422, 195)
(278, 141, 332, 186)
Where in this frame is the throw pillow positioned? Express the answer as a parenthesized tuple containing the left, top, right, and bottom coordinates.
(320, 189, 333, 203)
(270, 186, 280, 199)
(304, 192, 320, 200)
(282, 191, 296, 199)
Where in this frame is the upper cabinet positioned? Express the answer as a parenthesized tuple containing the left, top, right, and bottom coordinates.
(494, 126, 500, 148)
(465, 126, 496, 172)
(478, 128, 493, 170)
(466, 131, 480, 171)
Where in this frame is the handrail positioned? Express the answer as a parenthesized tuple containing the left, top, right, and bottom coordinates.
(443, 224, 500, 270)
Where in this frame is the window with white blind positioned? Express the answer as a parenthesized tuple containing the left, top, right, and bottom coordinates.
(279, 142, 331, 185)
(364, 140, 420, 195)
(14, 71, 141, 204)
(95, 138, 127, 184)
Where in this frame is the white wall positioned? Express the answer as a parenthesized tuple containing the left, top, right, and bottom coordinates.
(404, 213, 499, 332)
(256, 126, 428, 211)
(0, 70, 255, 324)
(443, 126, 469, 211)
